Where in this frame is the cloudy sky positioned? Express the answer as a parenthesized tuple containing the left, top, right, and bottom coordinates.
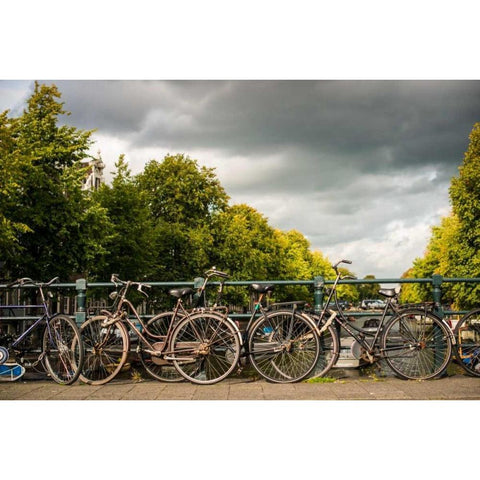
(2, 80, 479, 279)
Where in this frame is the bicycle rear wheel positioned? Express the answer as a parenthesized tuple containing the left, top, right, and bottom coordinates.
(454, 309, 480, 377)
(381, 309, 452, 380)
(43, 315, 84, 385)
(171, 312, 241, 385)
(139, 312, 184, 382)
(303, 313, 340, 378)
(80, 315, 130, 385)
(248, 310, 320, 383)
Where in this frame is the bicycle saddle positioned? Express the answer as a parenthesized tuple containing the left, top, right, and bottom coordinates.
(379, 288, 396, 298)
(169, 287, 194, 298)
(251, 284, 275, 293)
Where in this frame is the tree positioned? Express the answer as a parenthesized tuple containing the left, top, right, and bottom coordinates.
(448, 122, 480, 306)
(211, 204, 280, 276)
(137, 154, 229, 225)
(136, 154, 229, 281)
(92, 155, 154, 280)
(2, 82, 109, 280)
(357, 275, 381, 301)
(0, 111, 30, 268)
(404, 123, 480, 308)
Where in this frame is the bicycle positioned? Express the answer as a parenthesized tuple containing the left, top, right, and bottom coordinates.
(305, 260, 454, 380)
(145, 267, 321, 384)
(0, 277, 84, 384)
(242, 284, 321, 383)
(141, 267, 236, 383)
(453, 308, 480, 377)
(79, 274, 242, 385)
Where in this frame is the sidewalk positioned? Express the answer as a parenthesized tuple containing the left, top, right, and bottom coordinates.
(1, 371, 479, 400)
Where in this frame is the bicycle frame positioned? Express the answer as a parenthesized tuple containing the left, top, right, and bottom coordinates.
(0, 278, 70, 367)
(103, 282, 160, 352)
(2, 299, 56, 352)
(313, 267, 400, 359)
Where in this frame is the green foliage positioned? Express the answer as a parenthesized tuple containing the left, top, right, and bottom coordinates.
(356, 275, 381, 301)
(137, 154, 229, 225)
(136, 154, 229, 281)
(403, 123, 480, 309)
(0, 111, 31, 259)
(1, 82, 110, 280)
(91, 155, 154, 280)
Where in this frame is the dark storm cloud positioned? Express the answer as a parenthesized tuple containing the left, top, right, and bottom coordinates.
(56, 80, 480, 175)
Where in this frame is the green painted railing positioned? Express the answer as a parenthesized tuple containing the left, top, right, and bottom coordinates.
(2, 275, 480, 325)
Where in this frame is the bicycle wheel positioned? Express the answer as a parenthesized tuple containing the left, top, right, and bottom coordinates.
(381, 309, 452, 380)
(79, 315, 130, 385)
(248, 310, 320, 383)
(303, 313, 340, 378)
(171, 312, 241, 385)
(43, 315, 84, 385)
(454, 309, 480, 377)
(139, 312, 184, 382)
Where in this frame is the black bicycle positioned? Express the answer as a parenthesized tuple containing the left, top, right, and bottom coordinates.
(0, 277, 84, 384)
(453, 308, 480, 377)
(305, 260, 454, 380)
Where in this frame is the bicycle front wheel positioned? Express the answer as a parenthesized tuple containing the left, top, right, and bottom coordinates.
(171, 313, 241, 385)
(454, 309, 480, 377)
(43, 315, 84, 385)
(139, 312, 184, 383)
(248, 310, 320, 383)
(381, 309, 452, 380)
(80, 315, 130, 385)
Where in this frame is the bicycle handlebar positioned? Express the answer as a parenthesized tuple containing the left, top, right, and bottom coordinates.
(110, 274, 151, 296)
(6, 276, 59, 288)
(332, 259, 352, 269)
(204, 267, 229, 279)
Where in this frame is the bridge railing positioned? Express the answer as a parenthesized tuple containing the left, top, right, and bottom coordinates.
(1, 275, 480, 325)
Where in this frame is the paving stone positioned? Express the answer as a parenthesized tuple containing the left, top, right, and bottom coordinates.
(1, 373, 480, 400)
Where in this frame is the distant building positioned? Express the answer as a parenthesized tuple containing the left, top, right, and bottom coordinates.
(81, 153, 105, 191)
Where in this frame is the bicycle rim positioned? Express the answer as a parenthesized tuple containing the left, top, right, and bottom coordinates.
(248, 311, 320, 383)
(80, 316, 129, 385)
(382, 310, 452, 380)
(171, 313, 241, 385)
(43, 315, 84, 385)
(454, 309, 480, 377)
(304, 314, 339, 378)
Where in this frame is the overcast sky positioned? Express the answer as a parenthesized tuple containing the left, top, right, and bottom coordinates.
(2, 80, 479, 279)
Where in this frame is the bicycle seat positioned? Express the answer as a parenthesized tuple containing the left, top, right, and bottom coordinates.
(379, 288, 396, 298)
(169, 287, 194, 298)
(251, 284, 275, 293)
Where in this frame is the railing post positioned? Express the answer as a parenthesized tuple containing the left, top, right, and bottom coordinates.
(193, 277, 204, 305)
(75, 278, 87, 325)
(431, 274, 444, 319)
(314, 276, 325, 314)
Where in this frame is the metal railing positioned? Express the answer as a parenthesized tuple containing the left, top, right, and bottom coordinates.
(2, 275, 480, 326)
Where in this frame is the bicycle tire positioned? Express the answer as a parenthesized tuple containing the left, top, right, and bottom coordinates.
(139, 312, 184, 383)
(248, 310, 320, 383)
(454, 309, 480, 377)
(302, 313, 340, 378)
(171, 312, 241, 385)
(79, 315, 130, 385)
(43, 315, 84, 385)
(381, 309, 452, 380)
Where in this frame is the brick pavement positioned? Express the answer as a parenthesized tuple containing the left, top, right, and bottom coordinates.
(1, 370, 480, 400)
